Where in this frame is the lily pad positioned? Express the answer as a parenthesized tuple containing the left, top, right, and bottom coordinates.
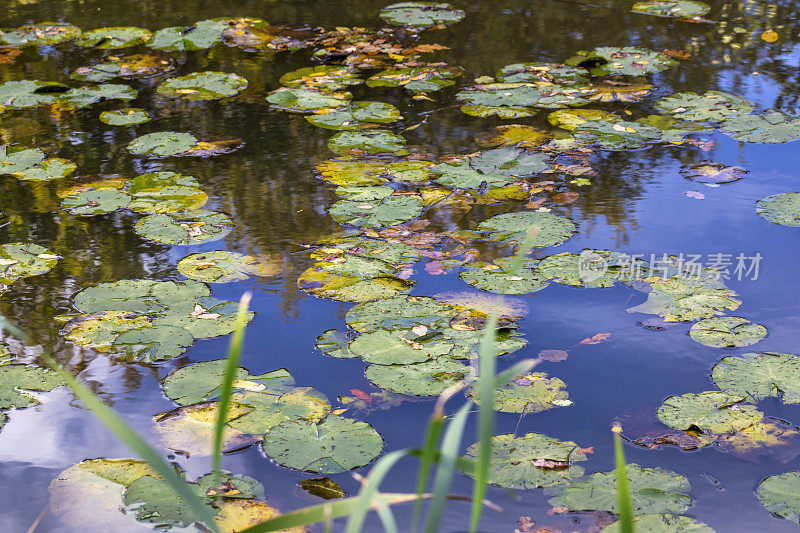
(57, 84, 138, 109)
(0, 242, 60, 284)
(587, 77, 653, 103)
(12, 158, 77, 181)
(306, 101, 402, 130)
(49, 458, 156, 532)
(379, 2, 465, 28)
(756, 192, 800, 226)
(712, 352, 800, 404)
(468, 372, 570, 413)
(476, 124, 553, 149)
(632, 1, 711, 19)
(62, 311, 152, 351)
(654, 91, 753, 123)
(497, 63, 591, 86)
(346, 295, 458, 333)
(71, 55, 173, 83)
(59, 179, 131, 215)
(566, 46, 678, 76)
(177, 251, 281, 283)
(72, 278, 210, 315)
(127, 132, 198, 157)
(0, 364, 65, 409)
(572, 119, 664, 150)
(459, 258, 549, 295)
(457, 82, 592, 118)
(0, 80, 65, 109)
(111, 324, 195, 361)
(602, 514, 714, 532)
(314, 159, 388, 186)
(681, 162, 747, 184)
(688, 317, 767, 348)
(147, 19, 227, 51)
(266, 87, 352, 113)
(477, 211, 578, 248)
(157, 71, 248, 100)
(298, 267, 412, 302)
(153, 402, 259, 456)
(0, 144, 45, 173)
(315, 329, 358, 359)
(75, 27, 152, 49)
(349, 328, 453, 364)
(298, 477, 346, 499)
(279, 65, 363, 91)
(628, 276, 741, 322)
(656, 391, 763, 434)
(328, 130, 408, 155)
(366, 66, 463, 93)
(757, 471, 800, 522)
(548, 108, 617, 130)
(717, 417, 800, 462)
(127, 171, 208, 214)
(546, 464, 693, 514)
(0, 23, 81, 47)
(430, 146, 551, 189)
(461, 432, 588, 489)
(99, 108, 151, 126)
(261, 415, 384, 473)
(365, 357, 469, 396)
(539, 250, 642, 288)
(151, 297, 254, 339)
(329, 188, 422, 227)
(721, 110, 800, 143)
(133, 210, 234, 245)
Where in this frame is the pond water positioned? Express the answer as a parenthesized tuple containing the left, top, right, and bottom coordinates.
(2, 0, 800, 531)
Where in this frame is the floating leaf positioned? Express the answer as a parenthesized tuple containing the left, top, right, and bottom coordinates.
(496, 62, 591, 86)
(315, 159, 388, 186)
(298, 477, 346, 499)
(99, 108, 151, 126)
(12, 158, 77, 181)
(152, 297, 254, 339)
(62, 311, 152, 351)
(59, 179, 131, 215)
(476, 124, 552, 149)
(75, 27, 152, 49)
(349, 328, 452, 364)
(477, 211, 578, 248)
(721, 110, 800, 144)
(58, 84, 138, 109)
(365, 357, 469, 396)
(0, 80, 65, 109)
(631, 1, 711, 19)
(459, 258, 549, 295)
(315, 329, 358, 359)
(654, 91, 753, 123)
(147, 19, 227, 51)
(111, 324, 195, 361)
(266, 87, 352, 113)
(329, 188, 422, 227)
(588, 77, 653, 103)
(681, 162, 747, 184)
(566, 46, 678, 76)
(756, 192, 800, 226)
(539, 250, 635, 288)
(346, 295, 457, 333)
(153, 402, 259, 456)
(127, 132, 198, 157)
(157, 71, 248, 100)
(431, 146, 551, 189)
(0, 23, 81, 47)
(718, 417, 800, 462)
(688, 317, 767, 348)
(712, 352, 800, 404)
(261, 415, 383, 473)
(601, 514, 714, 532)
(457, 82, 592, 118)
(178, 251, 280, 283)
(127, 171, 208, 214)
(0, 242, 59, 284)
(72, 278, 210, 316)
(379, 2, 465, 28)
(461, 432, 588, 489)
(0, 364, 65, 409)
(627, 276, 741, 322)
(367, 66, 463, 93)
(328, 130, 408, 155)
(548, 108, 617, 130)
(298, 267, 412, 302)
(468, 372, 569, 413)
(757, 471, 800, 522)
(656, 391, 763, 434)
(0, 144, 45, 173)
(134, 210, 234, 245)
(572, 119, 664, 150)
(546, 464, 693, 514)
(71, 55, 172, 83)
(306, 101, 401, 130)
(279, 65, 363, 91)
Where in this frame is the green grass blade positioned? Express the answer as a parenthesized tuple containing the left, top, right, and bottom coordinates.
(373, 494, 399, 533)
(411, 413, 445, 532)
(42, 355, 222, 533)
(423, 402, 471, 533)
(212, 292, 251, 476)
(613, 428, 635, 533)
(345, 449, 408, 533)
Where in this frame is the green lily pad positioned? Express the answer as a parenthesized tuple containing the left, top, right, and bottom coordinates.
(127, 132, 198, 157)
(298, 268, 412, 302)
(266, 87, 352, 113)
(0, 364, 65, 409)
(349, 328, 453, 364)
(385, 160, 435, 183)
(628, 276, 741, 322)
(71, 278, 210, 315)
(58, 84, 138, 109)
(75, 27, 152, 49)
(0, 80, 65, 109)
(0, 242, 59, 284)
(298, 477, 346, 500)
(157, 71, 248, 100)
(315, 329, 358, 359)
(654, 91, 754, 123)
(476, 124, 553, 149)
(457, 82, 592, 118)
(379, 2, 465, 28)
(306, 102, 402, 130)
(150, 297, 253, 339)
(111, 325, 195, 361)
(346, 295, 457, 333)
(314, 159, 389, 186)
(602, 514, 715, 532)
(62, 311, 152, 351)
(0, 23, 81, 47)
(721, 110, 800, 143)
(128, 171, 208, 214)
(587, 77, 653, 103)
(546, 464, 693, 514)
(681, 162, 747, 184)
(147, 19, 227, 52)
(756, 192, 800, 226)
(539, 250, 640, 287)
(365, 357, 470, 396)
(496, 63, 591, 86)
(71, 55, 173, 83)
(548, 108, 617, 130)
(711, 352, 800, 404)
(328, 130, 408, 155)
(0, 144, 45, 173)
(279, 66, 363, 91)
(656, 391, 763, 434)
(177, 251, 281, 283)
(366, 66, 463, 93)
(228, 386, 331, 435)
(161, 359, 295, 406)
(329, 188, 422, 227)
(468, 372, 570, 413)
(261, 415, 384, 473)
(566, 46, 678, 76)
(431, 146, 551, 189)
(133, 210, 234, 245)
(59, 179, 131, 215)
(688, 317, 767, 348)
(460, 258, 549, 295)
(477, 211, 578, 248)
(461, 432, 588, 489)
(12, 158, 77, 181)
(572, 119, 664, 150)
(99, 108, 151, 126)
(756, 471, 800, 522)
(632, 1, 711, 19)
(153, 402, 259, 456)
(49, 458, 156, 531)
